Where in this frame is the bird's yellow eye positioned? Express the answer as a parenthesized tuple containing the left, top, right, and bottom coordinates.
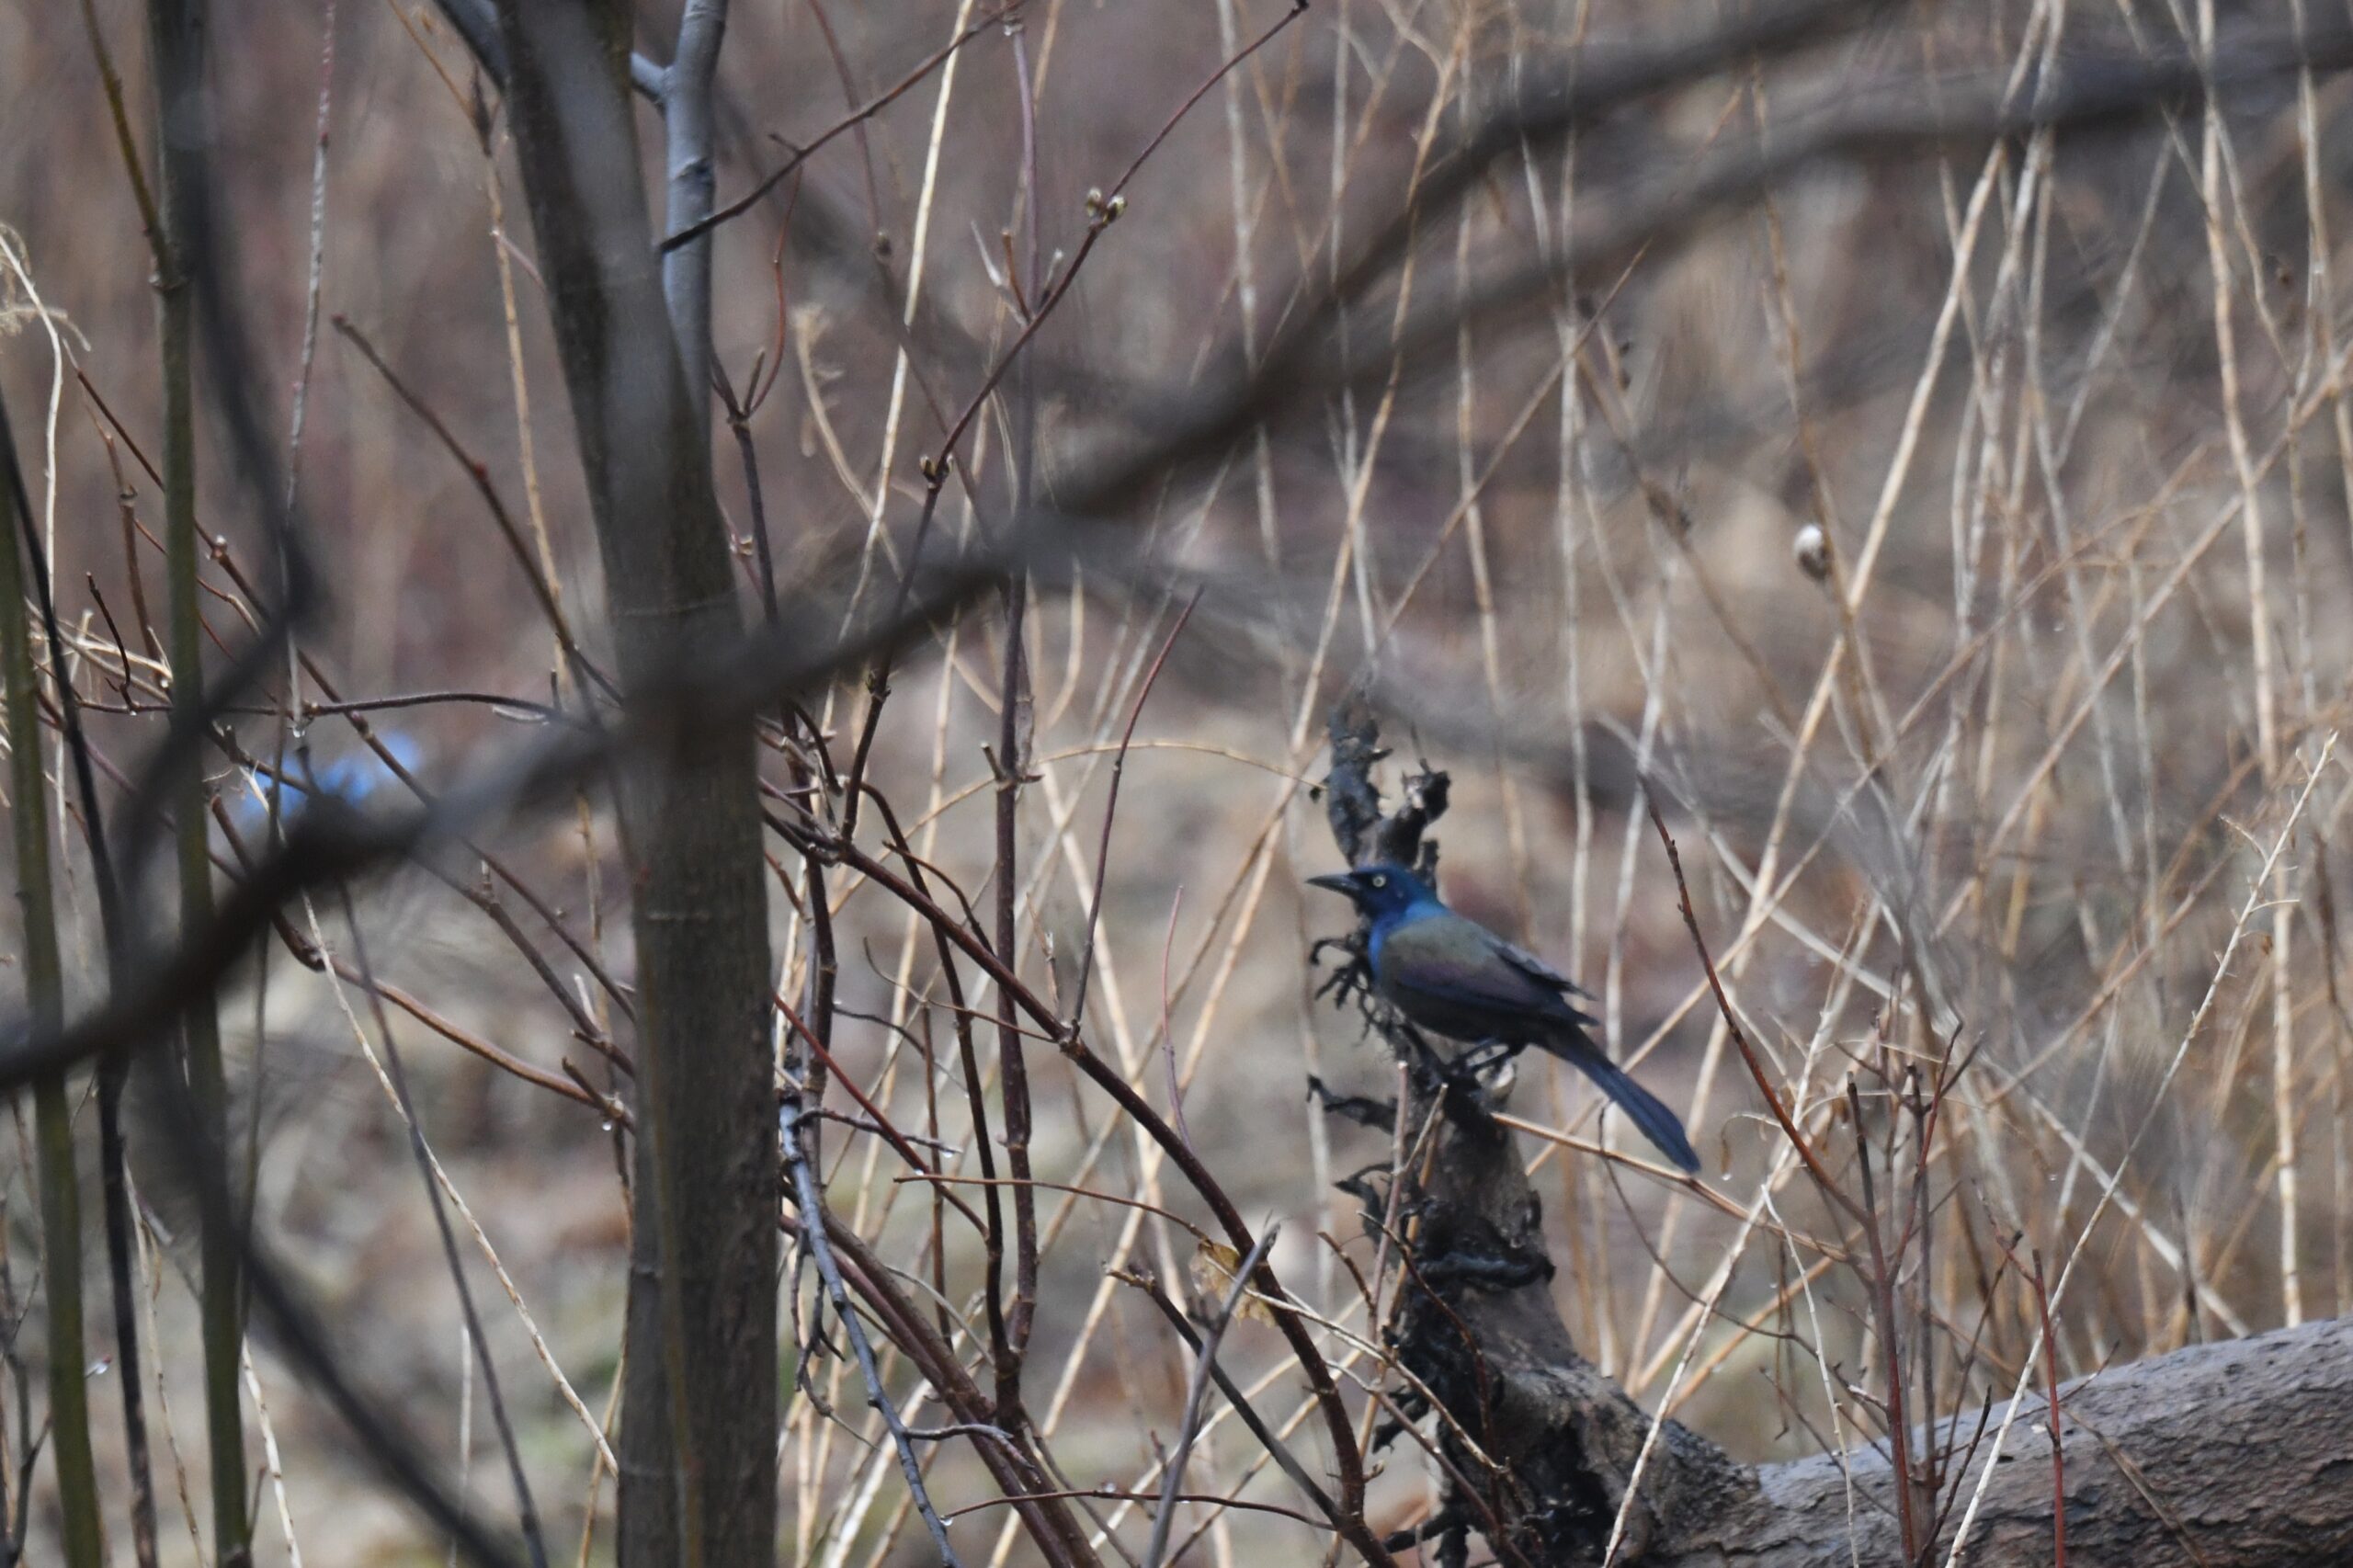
(1370, 873, 1387, 888)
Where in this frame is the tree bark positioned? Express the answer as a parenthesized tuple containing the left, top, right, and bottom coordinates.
(1390, 1071, 1756, 1564)
(493, 6, 777, 1564)
(1675, 1313, 2353, 1567)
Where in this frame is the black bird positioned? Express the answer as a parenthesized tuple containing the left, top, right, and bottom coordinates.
(1309, 862, 1700, 1173)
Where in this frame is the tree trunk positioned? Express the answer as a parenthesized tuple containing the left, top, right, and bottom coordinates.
(493, 6, 777, 1563)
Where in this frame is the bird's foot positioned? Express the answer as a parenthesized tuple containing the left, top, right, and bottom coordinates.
(1310, 936, 1376, 1010)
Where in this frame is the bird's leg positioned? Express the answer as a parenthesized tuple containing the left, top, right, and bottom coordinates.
(1456, 1039, 1521, 1078)
(1395, 1024, 1455, 1087)
(1409, 1039, 1519, 1127)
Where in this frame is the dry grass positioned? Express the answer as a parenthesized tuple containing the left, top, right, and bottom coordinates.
(6, 0, 2353, 1562)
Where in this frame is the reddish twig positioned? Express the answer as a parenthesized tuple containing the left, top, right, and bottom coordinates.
(1646, 801, 1865, 1224)
(2038, 1249, 2067, 1568)
(333, 315, 613, 703)
(771, 994, 989, 1239)
(1848, 1080, 1919, 1562)
(1071, 589, 1200, 1035)
(1989, 1236, 2070, 1568)
(852, 787, 1022, 1434)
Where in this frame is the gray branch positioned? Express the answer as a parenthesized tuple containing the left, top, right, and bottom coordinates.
(661, 0, 726, 429)
(782, 1100, 962, 1567)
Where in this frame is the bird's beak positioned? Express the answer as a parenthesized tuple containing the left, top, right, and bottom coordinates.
(1306, 871, 1360, 897)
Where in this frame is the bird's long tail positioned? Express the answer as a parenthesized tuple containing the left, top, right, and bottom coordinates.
(1546, 1034, 1700, 1173)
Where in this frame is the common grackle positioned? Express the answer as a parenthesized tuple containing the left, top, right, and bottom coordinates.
(1310, 863, 1700, 1173)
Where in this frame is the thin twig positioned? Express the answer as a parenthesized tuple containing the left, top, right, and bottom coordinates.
(1142, 1225, 1279, 1568)
(660, 4, 1020, 252)
(1071, 590, 1199, 1038)
(322, 870, 549, 1567)
(1647, 801, 1865, 1224)
(782, 1099, 964, 1567)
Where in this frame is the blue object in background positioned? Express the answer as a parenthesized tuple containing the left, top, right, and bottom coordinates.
(230, 731, 423, 835)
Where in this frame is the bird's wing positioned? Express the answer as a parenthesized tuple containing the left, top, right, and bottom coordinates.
(1490, 938, 1595, 1002)
(1378, 914, 1569, 1017)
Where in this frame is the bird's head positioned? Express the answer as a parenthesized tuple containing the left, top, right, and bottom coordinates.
(1306, 862, 1436, 922)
